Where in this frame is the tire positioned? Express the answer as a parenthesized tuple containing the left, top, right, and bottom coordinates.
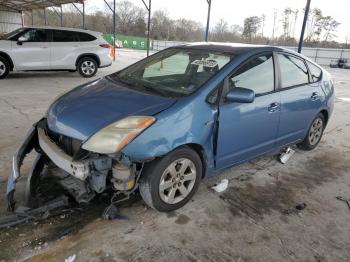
(139, 146, 202, 212)
(77, 57, 98, 78)
(297, 113, 325, 151)
(0, 56, 10, 79)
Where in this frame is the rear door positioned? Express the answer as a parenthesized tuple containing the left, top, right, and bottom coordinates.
(216, 52, 281, 169)
(276, 52, 323, 147)
(50, 30, 80, 70)
(11, 28, 51, 70)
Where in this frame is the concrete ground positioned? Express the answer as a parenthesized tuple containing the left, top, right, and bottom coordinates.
(0, 49, 350, 262)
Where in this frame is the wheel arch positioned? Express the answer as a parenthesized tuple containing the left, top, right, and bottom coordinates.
(0, 51, 14, 71)
(171, 143, 208, 179)
(76, 53, 101, 67)
(320, 109, 329, 126)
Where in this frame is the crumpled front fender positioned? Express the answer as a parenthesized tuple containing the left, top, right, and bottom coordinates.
(6, 124, 38, 211)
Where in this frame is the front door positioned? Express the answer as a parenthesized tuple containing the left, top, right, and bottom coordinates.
(11, 28, 51, 70)
(216, 53, 281, 169)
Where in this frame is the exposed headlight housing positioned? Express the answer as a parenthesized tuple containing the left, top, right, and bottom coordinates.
(82, 116, 155, 154)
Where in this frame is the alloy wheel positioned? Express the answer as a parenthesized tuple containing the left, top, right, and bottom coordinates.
(159, 158, 197, 205)
(81, 61, 96, 76)
(309, 117, 323, 146)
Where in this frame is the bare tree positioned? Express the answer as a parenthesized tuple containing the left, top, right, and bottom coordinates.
(151, 10, 173, 40)
(242, 16, 261, 43)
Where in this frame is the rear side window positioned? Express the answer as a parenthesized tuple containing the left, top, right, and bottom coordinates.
(278, 53, 309, 88)
(52, 30, 78, 42)
(306, 61, 322, 82)
(77, 32, 96, 41)
(229, 54, 275, 95)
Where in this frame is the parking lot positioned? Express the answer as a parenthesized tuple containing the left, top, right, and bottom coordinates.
(0, 49, 350, 262)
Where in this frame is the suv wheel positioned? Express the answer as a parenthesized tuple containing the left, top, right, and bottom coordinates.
(297, 113, 325, 150)
(0, 56, 10, 79)
(77, 57, 98, 78)
(139, 146, 202, 212)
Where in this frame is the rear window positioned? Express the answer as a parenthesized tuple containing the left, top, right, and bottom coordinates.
(306, 61, 322, 83)
(77, 32, 96, 42)
(52, 30, 78, 42)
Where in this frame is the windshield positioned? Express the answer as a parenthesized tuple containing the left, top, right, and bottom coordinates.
(0, 28, 27, 40)
(110, 48, 233, 98)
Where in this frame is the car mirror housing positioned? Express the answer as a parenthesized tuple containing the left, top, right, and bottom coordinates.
(17, 36, 25, 45)
(225, 87, 255, 103)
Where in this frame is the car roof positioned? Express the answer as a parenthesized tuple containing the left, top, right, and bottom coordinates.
(23, 26, 102, 37)
(175, 42, 301, 57)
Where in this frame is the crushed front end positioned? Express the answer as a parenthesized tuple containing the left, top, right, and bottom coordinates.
(7, 118, 143, 212)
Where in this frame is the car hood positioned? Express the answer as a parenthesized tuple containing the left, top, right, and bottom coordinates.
(47, 77, 177, 140)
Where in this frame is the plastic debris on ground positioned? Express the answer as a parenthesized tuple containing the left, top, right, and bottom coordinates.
(65, 254, 76, 262)
(212, 179, 229, 193)
(279, 147, 295, 164)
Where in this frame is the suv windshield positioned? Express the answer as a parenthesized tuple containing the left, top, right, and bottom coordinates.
(0, 28, 27, 40)
(110, 48, 233, 98)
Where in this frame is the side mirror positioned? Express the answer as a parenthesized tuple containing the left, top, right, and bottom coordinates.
(17, 36, 25, 45)
(225, 87, 255, 103)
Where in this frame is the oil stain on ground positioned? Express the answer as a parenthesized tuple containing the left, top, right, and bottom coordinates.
(175, 214, 190, 225)
(220, 151, 350, 220)
(0, 202, 104, 261)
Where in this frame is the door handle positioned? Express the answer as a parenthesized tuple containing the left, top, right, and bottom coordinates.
(41, 46, 49, 49)
(311, 92, 319, 101)
(268, 102, 279, 113)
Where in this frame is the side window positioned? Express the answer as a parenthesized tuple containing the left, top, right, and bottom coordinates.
(306, 61, 322, 83)
(78, 32, 96, 42)
(278, 54, 309, 88)
(52, 30, 78, 42)
(19, 29, 47, 42)
(229, 54, 274, 95)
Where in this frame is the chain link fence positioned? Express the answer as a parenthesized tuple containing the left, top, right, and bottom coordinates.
(152, 40, 350, 66)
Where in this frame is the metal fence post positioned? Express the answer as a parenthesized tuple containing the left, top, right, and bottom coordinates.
(314, 48, 319, 63)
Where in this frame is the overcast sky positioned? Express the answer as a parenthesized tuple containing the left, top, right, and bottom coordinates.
(86, 0, 350, 42)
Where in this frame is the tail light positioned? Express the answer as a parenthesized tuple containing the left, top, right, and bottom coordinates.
(99, 44, 110, 48)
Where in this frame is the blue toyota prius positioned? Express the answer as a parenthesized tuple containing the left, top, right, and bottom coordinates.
(7, 43, 334, 212)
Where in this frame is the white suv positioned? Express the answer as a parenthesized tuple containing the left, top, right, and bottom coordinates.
(0, 26, 112, 79)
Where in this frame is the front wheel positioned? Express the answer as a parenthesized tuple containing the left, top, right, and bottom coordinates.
(77, 57, 98, 78)
(0, 56, 10, 79)
(139, 146, 202, 212)
(297, 113, 325, 150)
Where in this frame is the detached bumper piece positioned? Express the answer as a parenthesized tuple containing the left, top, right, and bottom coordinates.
(0, 196, 69, 229)
(7, 125, 38, 211)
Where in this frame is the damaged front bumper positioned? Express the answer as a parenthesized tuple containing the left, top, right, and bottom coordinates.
(7, 119, 140, 212)
(7, 125, 38, 211)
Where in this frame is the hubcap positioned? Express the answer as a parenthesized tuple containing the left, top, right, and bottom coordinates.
(0, 61, 5, 76)
(81, 61, 96, 75)
(309, 117, 323, 145)
(159, 158, 197, 205)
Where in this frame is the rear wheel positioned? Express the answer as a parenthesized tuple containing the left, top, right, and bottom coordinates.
(0, 56, 10, 79)
(139, 146, 202, 212)
(77, 57, 98, 78)
(297, 113, 325, 150)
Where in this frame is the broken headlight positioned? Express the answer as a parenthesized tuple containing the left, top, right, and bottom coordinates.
(82, 116, 155, 154)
